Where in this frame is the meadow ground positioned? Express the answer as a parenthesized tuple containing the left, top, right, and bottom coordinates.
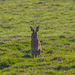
(0, 0, 75, 75)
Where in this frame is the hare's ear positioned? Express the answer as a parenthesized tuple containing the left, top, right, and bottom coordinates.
(36, 26, 39, 32)
(30, 26, 34, 32)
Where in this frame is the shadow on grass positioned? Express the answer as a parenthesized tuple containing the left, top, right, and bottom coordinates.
(46, 50, 53, 54)
(59, 35, 66, 38)
(0, 62, 10, 69)
(22, 55, 31, 58)
(51, 57, 64, 61)
(55, 65, 75, 71)
(45, 72, 54, 74)
(70, 39, 75, 42)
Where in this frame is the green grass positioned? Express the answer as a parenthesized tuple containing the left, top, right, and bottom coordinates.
(0, 0, 75, 75)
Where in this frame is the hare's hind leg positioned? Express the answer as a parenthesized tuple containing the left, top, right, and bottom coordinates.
(37, 50, 40, 56)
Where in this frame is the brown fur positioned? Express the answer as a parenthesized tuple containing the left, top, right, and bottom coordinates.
(30, 26, 42, 58)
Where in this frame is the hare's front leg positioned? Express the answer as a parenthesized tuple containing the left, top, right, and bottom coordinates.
(31, 51, 35, 58)
(35, 53, 38, 57)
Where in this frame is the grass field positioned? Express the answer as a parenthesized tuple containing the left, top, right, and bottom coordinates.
(0, 0, 75, 75)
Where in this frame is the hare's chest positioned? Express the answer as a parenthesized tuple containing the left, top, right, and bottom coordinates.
(31, 39, 38, 49)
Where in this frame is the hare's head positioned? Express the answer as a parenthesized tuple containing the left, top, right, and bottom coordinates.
(30, 26, 39, 39)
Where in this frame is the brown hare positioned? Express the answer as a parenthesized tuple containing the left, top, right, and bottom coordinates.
(30, 26, 42, 58)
